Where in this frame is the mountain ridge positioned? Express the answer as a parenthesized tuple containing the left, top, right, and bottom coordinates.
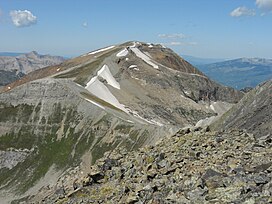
(181, 55, 226, 66)
(0, 52, 24, 57)
(197, 57, 272, 89)
(0, 51, 66, 87)
(0, 41, 244, 203)
(211, 79, 272, 138)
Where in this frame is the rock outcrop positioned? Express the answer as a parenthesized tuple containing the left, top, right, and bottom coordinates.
(27, 128, 272, 203)
(0, 51, 65, 86)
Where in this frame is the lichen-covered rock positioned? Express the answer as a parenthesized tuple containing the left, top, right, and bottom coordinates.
(29, 128, 271, 203)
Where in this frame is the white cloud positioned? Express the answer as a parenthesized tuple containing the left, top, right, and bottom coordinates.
(256, 0, 272, 11)
(158, 33, 187, 39)
(161, 41, 197, 46)
(230, 6, 256, 17)
(10, 10, 37, 27)
(187, 42, 198, 46)
(82, 22, 88, 27)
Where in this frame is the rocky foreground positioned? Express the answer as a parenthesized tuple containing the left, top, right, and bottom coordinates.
(25, 127, 271, 204)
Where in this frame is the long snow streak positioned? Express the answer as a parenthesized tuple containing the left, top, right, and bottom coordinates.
(116, 48, 128, 57)
(87, 45, 115, 55)
(130, 47, 159, 69)
(84, 64, 127, 112)
(85, 76, 128, 112)
(97, 65, 120, 89)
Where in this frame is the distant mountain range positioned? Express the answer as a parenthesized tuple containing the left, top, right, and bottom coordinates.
(181, 55, 226, 66)
(0, 52, 25, 57)
(194, 57, 272, 90)
(0, 51, 66, 86)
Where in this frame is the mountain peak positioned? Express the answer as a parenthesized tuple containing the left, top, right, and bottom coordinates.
(0, 41, 244, 203)
(0, 51, 66, 86)
(238, 57, 272, 64)
(24, 51, 40, 58)
(30, 50, 39, 55)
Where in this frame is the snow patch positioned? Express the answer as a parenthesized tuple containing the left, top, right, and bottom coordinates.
(97, 65, 120, 89)
(75, 83, 83, 87)
(84, 64, 127, 112)
(126, 108, 163, 126)
(160, 44, 167, 48)
(129, 65, 138, 69)
(116, 48, 128, 57)
(131, 76, 140, 80)
(147, 43, 153, 48)
(85, 98, 105, 110)
(186, 73, 206, 78)
(125, 58, 129, 61)
(144, 51, 152, 58)
(126, 120, 134, 124)
(85, 76, 127, 112)
(150, 119, 164, 127)
(195, 116, 216, 128)
(86, 76, 98, 87)
(130, 42, 136, 48)
(130, 47, 159, 69)
(87, 45, 115, 55)
(210, 104, 216, 112)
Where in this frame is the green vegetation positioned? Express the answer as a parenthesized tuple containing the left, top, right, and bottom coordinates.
(0, 98, 151, 195)
(0, 124, 94, 193)
(47, 102, 63, 124)
(91, 142, 116, 164)
(0, 102, 96, 193)
(0, 127, 35, 150)
(115, 124, 134, 133)
(91, 125, 150, 164)
(0, 102, 34, 123)
(132, 130, 149, 150)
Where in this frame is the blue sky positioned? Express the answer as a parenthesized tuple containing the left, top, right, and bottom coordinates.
(0, 0, 272, 58)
